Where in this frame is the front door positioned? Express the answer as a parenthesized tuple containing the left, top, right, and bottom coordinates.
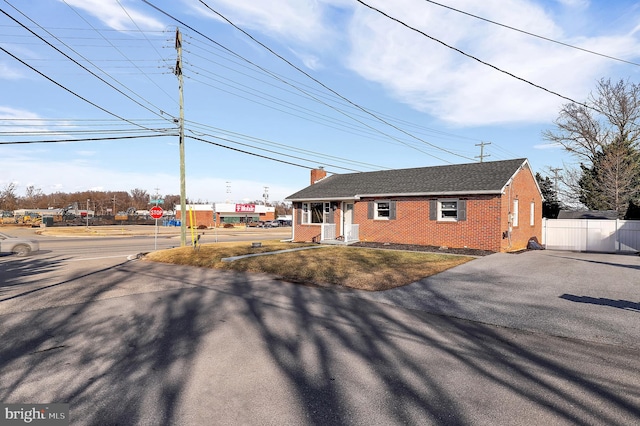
(343, 203, 353, 239)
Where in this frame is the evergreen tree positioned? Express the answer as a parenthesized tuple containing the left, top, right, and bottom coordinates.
(535, 173, 561, 218)
(578, 138, 640, 217)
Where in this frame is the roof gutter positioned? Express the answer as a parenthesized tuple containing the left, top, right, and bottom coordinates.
(353, 190, 502, 199)
(286, 190, 503, 202)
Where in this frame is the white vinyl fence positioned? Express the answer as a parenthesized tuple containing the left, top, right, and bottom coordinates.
(542, 219, 640, 253)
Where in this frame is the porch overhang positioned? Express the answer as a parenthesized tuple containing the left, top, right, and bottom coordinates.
(286, 196, 355, 202)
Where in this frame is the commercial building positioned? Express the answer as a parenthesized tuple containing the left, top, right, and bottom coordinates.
(175, 203, 276, 228)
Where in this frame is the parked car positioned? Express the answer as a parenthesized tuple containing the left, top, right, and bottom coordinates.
(264, 221, 279, 228)
(0, 231, 40, 256)
(247, 221, 264, 228)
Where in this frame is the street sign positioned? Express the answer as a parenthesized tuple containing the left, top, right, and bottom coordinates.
(150, 206, 164, 219)
(150, 199, 164, 205)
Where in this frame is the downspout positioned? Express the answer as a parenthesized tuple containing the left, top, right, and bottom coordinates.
(507, 180, 513, 249)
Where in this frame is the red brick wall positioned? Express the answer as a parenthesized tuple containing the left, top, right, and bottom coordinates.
(499, 163, 543, 251)
(354, 195, 503, 251)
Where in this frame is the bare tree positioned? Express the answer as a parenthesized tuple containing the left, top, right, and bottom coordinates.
(544, 78, 640, 214)
(129, 188, 150, 210)
(24, 185, 44, 208)
(544, 79, 640, 161)
(0, 182, 19, 211)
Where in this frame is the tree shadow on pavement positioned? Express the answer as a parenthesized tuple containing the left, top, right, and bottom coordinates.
(0, 254, 67, 292)
(561, 293, 640, 312)
(1, 260, 639, 425)
(220, 277, 640, 425)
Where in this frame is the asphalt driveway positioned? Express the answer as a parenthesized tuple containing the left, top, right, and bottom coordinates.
(352, 250, 640, 349)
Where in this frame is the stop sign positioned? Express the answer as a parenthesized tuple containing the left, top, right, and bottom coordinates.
(150, 206, 164, 219)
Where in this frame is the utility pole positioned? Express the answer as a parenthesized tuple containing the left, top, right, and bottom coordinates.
(112, 195, 116, 216)
(475, 141, 491, 163)
(175, 27, 187, 247)
(549, 167, 562, 194)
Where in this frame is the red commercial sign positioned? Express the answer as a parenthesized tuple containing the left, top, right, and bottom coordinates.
(150, 206, 164, 219)
(235, 204, 256, 213)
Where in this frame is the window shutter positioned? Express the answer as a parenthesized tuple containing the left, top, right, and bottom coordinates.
(389, 201, 396, 220)
(368, 201, 374, 219)
(429, 200, 437, 221)
(296, 208, 301, 225)
(458, 200, 467, 221)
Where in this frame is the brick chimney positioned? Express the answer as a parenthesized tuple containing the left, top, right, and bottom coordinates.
(310, 167, 327, 185)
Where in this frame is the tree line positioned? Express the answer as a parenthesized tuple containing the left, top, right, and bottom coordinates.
(0, 185, 180, 215)
(0, 185, 292, 216)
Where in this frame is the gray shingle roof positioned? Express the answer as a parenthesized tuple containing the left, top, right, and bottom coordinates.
(557, 210, 618, 220)
(286, 158, 529, 200)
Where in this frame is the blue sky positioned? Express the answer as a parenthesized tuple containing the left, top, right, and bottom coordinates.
(2, 0, 640, 204)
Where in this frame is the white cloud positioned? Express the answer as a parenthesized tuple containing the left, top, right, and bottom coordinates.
(0, 106, 42, 121)
(59, 0, 165, 31)
(186, 0, 331, 44)
(0, 63, 27, 80)
(184, 0, 352, 68)
(344, 0, 640, 126)
(554, 0, 589, 8)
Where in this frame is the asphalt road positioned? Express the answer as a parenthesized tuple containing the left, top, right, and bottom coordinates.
(1, 225, 292, 260)
(1, 230, 639, 425)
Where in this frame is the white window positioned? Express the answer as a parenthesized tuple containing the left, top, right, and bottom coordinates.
(513, 199, 519, 227)
(530, 202, 535, 226)
(438, 200, 458, 221)
(301, 202, 327, 224)
(376, 201, 390, 219)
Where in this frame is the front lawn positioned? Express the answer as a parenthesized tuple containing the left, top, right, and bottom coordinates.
(144, 240, 474, 291)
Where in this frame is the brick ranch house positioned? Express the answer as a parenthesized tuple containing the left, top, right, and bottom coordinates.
(285, 158, 543, 252)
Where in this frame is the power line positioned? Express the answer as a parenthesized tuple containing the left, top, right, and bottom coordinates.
(186, 134, 317, 171)
(354, 0, 592, 111)
(193, 0, 476, 162)
(185, 120, 388, 170)
(141, 0, 474, 163)
(184, 35, 481, 145)
(422, 0, 640, 67)
(186, 129, 364, 172)
(0, 44, 156, 129)
(61, 0, 176, 104)
(0, 134, 175, 144)
(1, 2, 173, 123)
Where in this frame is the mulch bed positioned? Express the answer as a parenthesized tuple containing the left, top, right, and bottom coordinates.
(349, 242, 495, 257)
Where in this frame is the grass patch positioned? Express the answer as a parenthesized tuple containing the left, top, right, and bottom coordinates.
(144, 241, 474, 291)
